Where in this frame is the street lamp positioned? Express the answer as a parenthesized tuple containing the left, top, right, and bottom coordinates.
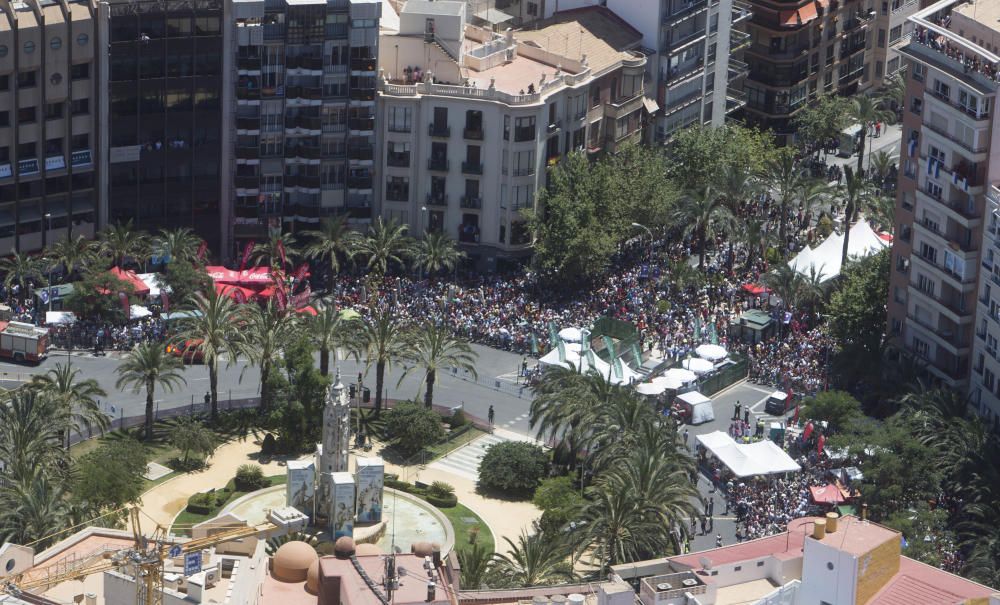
(44, 213, 53, 312)
(631, 222, 654, 261)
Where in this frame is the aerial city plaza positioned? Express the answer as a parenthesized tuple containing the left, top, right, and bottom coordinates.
(0, 0, 999, 603)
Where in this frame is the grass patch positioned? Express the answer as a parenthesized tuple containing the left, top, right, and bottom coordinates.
(425, 427, 486, 460)
(170, 474, 286, 536)
(437, 502, 495, 556)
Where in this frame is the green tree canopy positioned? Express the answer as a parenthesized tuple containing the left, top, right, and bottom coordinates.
(667, 124, 776, 191)
(73, 438, 149, 511)
(65, 269, 136, 322)
(170, 417, 217, 467)
(792, 95, 851, 153)
(802, 390, 862, 433)
(826, 248, 889, 389)
(382, 401, 445, 457)
(478, 441, 548, 496)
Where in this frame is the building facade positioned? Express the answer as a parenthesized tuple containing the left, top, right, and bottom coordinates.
(375, 1, 650, 271)
(886, 0, 1000, 422)
(742, 0, 874, 144)
(229, 0, 380, 257)
(0, 0, 97, 255)
(870, 0, 919, 86)
(100, 0, 226, 252)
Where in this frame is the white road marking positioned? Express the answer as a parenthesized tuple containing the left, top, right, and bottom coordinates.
(748, 394, 774, 413)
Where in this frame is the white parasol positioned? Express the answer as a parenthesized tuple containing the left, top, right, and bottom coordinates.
(682, 357, 715, 375)
(695, 344, 728, 362)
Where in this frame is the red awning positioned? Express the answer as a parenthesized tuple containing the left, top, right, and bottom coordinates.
(110, 267, 150, 296)
(295, 305, 318, 316)
(742, 283, 769, 296)
(797, 2, 818, 24)
(205, 266, 275, 288)
(878, 232, 894, 242)
(215, 283, 255, 303)
(810, 484, 847, 504)
(780, 2, 819, 26)
(255, 286, 277, 300)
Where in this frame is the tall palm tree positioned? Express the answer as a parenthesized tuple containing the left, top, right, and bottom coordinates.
(155, 227, 203, 265)
(301, 215, 358, 278)
(354, 217, 413, 279)
(46, 234, 99, 281)
(457, 543, 495, 590)
(398, 322, 478, 408)
(245, 301, 300, 412)
(0, 471, 72, 548)
(0, 390, 67, 483)
(412, 231, 465, 278)
(881, 68, 906, 108)
(115, 342, 187, 440)
(868, 150, 895, 184)
(847, 94, 896, 174)
(714, 163, 759, 270)
(764, 151, 830, 253)
(574, 485, 673, 571)
(493, 529, 576, 587)
(840, 166, 877, 266)
(27, 363, 108, 448)
(358, 307, 410, 415)
(173, 289, 248, 420)
(250, 232, 299, 271)
(101, 220, 151, 269)
(310, 302, 359, 376)
(763, 263, 807, 311)
(0, 251, 43, 300)
(672, 185, 731, 269)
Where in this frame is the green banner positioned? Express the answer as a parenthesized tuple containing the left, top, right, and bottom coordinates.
(602, 335, 616, 358)
(694, 317, 701, 341)
(612, 356, 623, 380)
(557, 339, 566, 363)
(548, 322, 559, 347)
(530, 334, 539, 355)
(631, 343, 643, 366)
(581, 329, 591, 353)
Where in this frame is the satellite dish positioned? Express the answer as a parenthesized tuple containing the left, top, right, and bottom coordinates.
(699, 556, 713, 571)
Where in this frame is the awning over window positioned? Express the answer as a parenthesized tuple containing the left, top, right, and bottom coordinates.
(780, 2, 819, 27)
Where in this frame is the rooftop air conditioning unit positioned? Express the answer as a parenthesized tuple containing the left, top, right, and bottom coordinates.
(656, 583, 673, 591)
(681, 579, 698, 587)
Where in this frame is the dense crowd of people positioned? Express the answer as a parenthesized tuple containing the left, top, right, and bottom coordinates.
(48, 317, 166, 351)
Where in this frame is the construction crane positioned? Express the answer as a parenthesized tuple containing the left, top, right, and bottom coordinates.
(1, 507, 302, 604)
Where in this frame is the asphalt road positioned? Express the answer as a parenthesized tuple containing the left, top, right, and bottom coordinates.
(2, 343, 536, 433)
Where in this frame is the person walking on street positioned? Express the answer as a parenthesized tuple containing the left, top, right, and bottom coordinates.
(683, 428, 689, 446)
(744, 409, 750, 425)
(733, 401, 742, 420)
(700, 517, 707, 535)
(488, 405, 495, 428)
(716, 534, 723, 548)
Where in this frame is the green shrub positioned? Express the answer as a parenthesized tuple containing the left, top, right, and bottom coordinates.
(385, 478, 413, 492)
(816, 215, 834, 239)
(234, 464, 269, 491)
(477, 441, 548, 497)
(425, 493, 458, 508)
(656, 299, 671, 313)
(186, 492, 215, 515)
(447, 409, 467, 429)
(428, 481, 455, 498)
(383, 402, 446, 456)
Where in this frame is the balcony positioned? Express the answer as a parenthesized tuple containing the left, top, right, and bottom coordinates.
(236, 146, 259, 160)
(235, 175, 259, 189)
(347, 146, 374, 161)
(427, 158, 449, 171)
(236, 87, 260, 100)
(922, 118, 988, 156)
(286, 56, 323, 70)
(730, 29, 751, 52)
(429, 123, 451, 138)
(386, 153, 410, 168)
(287, 146, 320, 160)
(460, 195, 482, 209)
(547, 120, 562, 135)
(747, 42, 810, 61)
(236, 117, 260, 130)
(385, 186, 409, 202)
(461, 161, 483, 175)
(663, 0, 708, 27)
(458, 225, 481, 244)
(426, 193, 448, 207)
(728, 58, 750, 81)
(349, 88, 376, 101)
(350, 57, 377, 72)
(463, 126, 484, 140)
(348, 117, 375, 131)
(347, 176, 373, 190)
(929, 89, 992, 122)
(512, 167, 535, 177)
(237, 57, 260, 71)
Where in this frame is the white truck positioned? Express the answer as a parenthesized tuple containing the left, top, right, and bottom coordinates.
(0, 321, 49, 363)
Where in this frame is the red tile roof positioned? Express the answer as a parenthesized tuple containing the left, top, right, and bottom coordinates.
(868, 556, 996, 605)
(667, 518, 811, 569)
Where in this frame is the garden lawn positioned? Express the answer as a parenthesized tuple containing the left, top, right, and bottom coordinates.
(436, 502, 495, 556)
(171, 474, 286, 536)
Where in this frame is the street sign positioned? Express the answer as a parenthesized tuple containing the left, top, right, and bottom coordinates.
(184, 552, 201, 576)
(168, 545, 182, 558)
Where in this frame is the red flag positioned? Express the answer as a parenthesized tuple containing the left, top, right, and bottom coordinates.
(792, 404, 800, 425)
(817, 434, 826, 455)
(803, 421, 814, 441)
(196, 240, 208, 261)
(233, 289, 247, 304)
(161, 290, 170, 314)
(277, 239, 287, 268)
(119, 292, 130, 320)
(240, 240, 255, 271)
(293, 263, 309, 282)
(275, 287, 288, 310)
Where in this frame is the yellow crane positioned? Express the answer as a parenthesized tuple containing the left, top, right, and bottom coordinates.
(1, 507, 291, 604)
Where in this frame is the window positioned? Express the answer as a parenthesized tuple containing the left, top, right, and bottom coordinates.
(514, 117, 536, 142)
(45, 138, 62, 155)
(71, 134, 88, 151)
(878, 28, 886, 48)
(910, 97, 922, 115)
(388, 106, 412, 132)
(512, 184, 534, 210)
(17, 142, 35, 158)
(17, 107, 36, 123)
(913, 338, 929, 358)
(503, 115, 510, 140)
(621, 73, 642, 98)
(919, 242, 937, 264)
(925, 180, 943, 200)
(0, 112, 6, 127)
(513, 150, 534, 176)
(70, 63, 89, 80)
(913, 63, 926, 81)
(50, 37, 62, 50)
(0, 46, 7, 57)
(891, 319, 902, 334)
(44, 103, 63, 120)
(889, 25, 902, 44)
(71, 98, 89, 115)
(385, 176, 409, 202)
(527, 1, 538, 16)
(933, 79, 950, 99)
(894, 286, 906, 304)
(985, 368, 995, 391)
(917, 274, 935, 296)
(386, 141, 410, 167)
(17, 70, 36, 88)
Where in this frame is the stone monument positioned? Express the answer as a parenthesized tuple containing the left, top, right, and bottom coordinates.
(316, 370, 351, 523)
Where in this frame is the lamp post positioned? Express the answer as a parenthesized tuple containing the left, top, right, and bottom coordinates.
(44, 212, 53, 312)
(631, 222, 654, 261)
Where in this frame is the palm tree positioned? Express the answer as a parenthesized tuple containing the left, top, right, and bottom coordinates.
(882, 69, 906, 108)
(0, 390, 67, 483)
(46, 234, 99, 281)
(116, 342, 187, 440)
(457, 543, 495, 590)
(354, 217, 413, 279)
(301, 215, 358, 278)
(840, 166, 877, 266)
(310, 302, 359, 376)
(0, 251, 43, 300)
(868, 150, 895, 185)
(763, 263, 807, 311)
(245, 301, 300, 412)
(0, 472, 72, 548)
(765, 151, 831, 253)
(358, 307, 410, 415)
(672, 185, 732, 269)
(412, 232, 465, 278)
(492, 529, 576, 587)
(101, 220, 151, 268)
(27, 363, 108, 448)
(574, 486, 672, 571)
(250, 232, 299, 271)
(155, 227, 203, 265)
(173, 289, 248, 420)
(846, 94, 896, 174)
(715, 163, 759, 270)
(398, 322, 478, 408)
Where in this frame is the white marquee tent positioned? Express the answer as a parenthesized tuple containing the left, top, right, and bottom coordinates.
(538, 342, 640, 385)
(696, 344, 728, 362)
(695, 430, 801, 477)
(682, 357, 715, 375)
(788, 220, 889, 283)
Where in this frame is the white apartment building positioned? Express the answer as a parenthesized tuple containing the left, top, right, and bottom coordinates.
(375, 0, 651, 270)
(886, 0, 1000, 421)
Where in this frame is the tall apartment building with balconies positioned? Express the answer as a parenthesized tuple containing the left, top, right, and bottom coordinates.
(375, 1, 651, 271)
(742, 0, 874, 144)
(101, 0, 226, 252)
(886, 0, 1000, 410)
(0, 0, 97, 255)
(229, 0, 380, 255)
(870, 0, 919, 86)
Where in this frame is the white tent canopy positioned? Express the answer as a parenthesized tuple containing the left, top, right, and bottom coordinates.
(788, 219, 889, 283)
(137, 273, 164, 297)
(682, 357, 715, 375)
(696, 344, 728, 362)
(695, 431, 801, 477)
(45, 311, 77, 325)
(635, 382, 669, 396)
(664, 368, 698, 384)
(558, 327, 583, 343)
(130, 305, 153, 319)
(538, 343, 639, 385)
(652, 375, 684, 390)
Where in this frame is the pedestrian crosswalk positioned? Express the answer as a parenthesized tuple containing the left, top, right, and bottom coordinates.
(427, 431, 536, 481)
